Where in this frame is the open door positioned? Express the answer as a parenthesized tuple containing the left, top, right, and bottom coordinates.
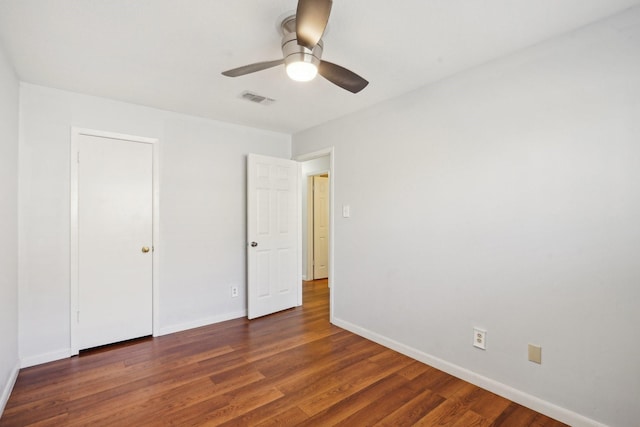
(247, 154, 300, 319)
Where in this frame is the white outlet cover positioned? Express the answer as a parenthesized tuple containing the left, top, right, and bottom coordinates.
(473, 328, 487, 350)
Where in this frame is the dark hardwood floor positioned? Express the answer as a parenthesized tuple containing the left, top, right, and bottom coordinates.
(1, 280, 567, 426)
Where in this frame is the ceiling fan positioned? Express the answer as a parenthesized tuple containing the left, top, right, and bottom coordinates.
(221, 0, 369, 94)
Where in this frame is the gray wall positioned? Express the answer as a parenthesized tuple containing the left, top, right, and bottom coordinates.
(293, 7, 640, 427)
(18, 84, 291, 366)
(0, 41, 19, 413)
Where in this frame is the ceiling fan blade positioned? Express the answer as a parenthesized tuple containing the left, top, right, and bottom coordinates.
(221, 59, 284, 77)
(296, 0, 332, 50)
(318, 60, 369, 93)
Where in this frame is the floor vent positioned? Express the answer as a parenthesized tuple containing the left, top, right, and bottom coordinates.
(240, 91, 275, 105)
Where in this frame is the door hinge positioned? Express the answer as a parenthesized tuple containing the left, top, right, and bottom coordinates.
(77, 310, 80, 323)
(77, 152, 80, 163)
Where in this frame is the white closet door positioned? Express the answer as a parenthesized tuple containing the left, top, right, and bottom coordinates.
(77, 134, 153, 350)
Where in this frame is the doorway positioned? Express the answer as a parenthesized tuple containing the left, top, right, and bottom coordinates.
(296, 148, 334, 318)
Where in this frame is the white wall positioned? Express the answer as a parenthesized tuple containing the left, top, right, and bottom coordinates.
(18, 84, 291, 366)
(301, 156, 330, 279)
(0, 41, 19, 414)
(293, 7, 640, 427)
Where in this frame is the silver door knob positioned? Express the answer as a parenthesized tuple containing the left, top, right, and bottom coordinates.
(250, 242, 258, 247)
(141, 246, 150, 253)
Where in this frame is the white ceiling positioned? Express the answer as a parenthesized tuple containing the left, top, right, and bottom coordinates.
(1, 0, 638, 134)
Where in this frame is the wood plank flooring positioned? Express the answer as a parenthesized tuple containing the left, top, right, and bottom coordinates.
(1, 280, 567, 426)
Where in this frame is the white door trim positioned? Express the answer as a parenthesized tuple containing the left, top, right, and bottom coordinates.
(294, 147, 335, 321)
(70, 127, 160, 355)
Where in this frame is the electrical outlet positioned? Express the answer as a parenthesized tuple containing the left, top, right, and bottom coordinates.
(473, 328, 487, 350)
(231, 286, 239, 298)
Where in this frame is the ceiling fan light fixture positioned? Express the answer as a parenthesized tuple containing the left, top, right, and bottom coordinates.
(221, 8, 369, 93)
(286, 61, 318, 81)
(282, 29, 322, 82)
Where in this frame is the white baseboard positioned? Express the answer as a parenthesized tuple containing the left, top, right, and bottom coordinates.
(16, 312, 248, 370)
(331, 316, 606, 427)
(20, 348, 73, 369)
(156, 310, 247, 337)
(302, 274, 307, 281)
(0, 361, 19, 417)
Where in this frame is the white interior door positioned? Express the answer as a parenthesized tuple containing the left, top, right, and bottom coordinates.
(313, 176, 329, 279)
(77, 134, 153, 350)
(247, 154, 300, 319)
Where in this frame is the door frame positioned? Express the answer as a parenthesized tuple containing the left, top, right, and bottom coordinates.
(294, 147, 334, 320)
(69, 127, 160, 355)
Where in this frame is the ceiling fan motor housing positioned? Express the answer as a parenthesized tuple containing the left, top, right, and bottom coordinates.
(281, 30, 323, 70)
